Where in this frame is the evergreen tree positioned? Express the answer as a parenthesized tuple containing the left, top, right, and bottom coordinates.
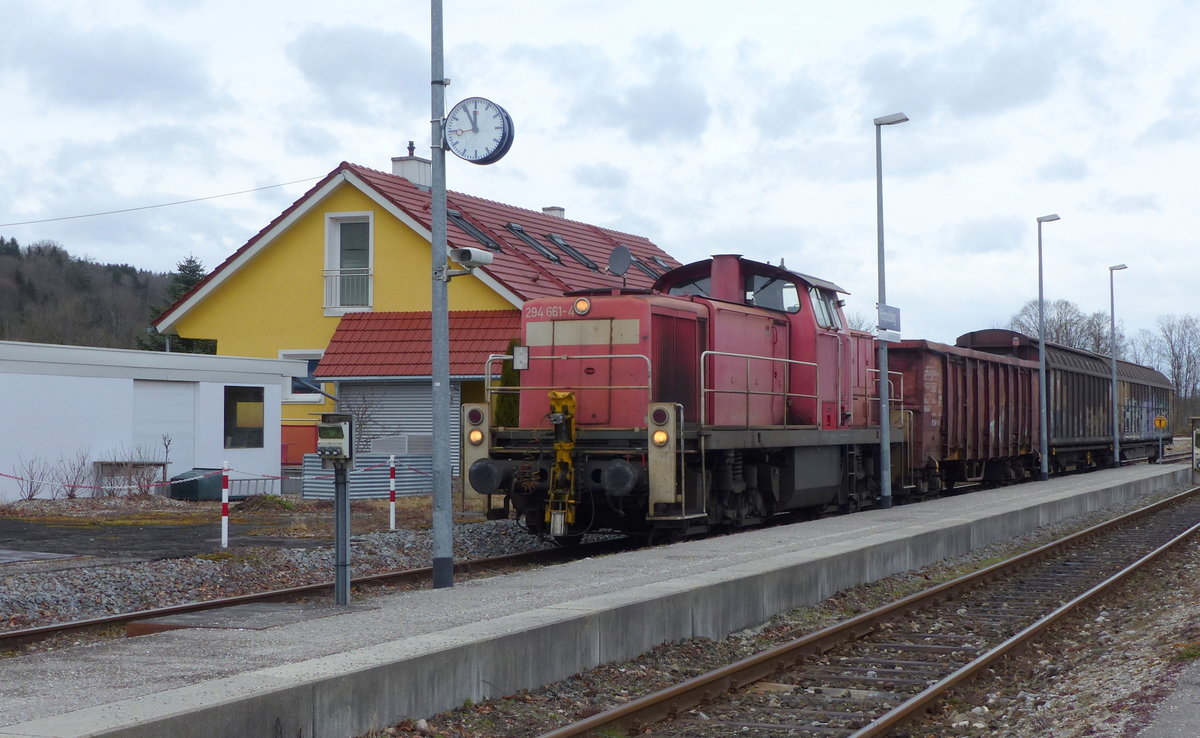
(139, 254, 218, 353)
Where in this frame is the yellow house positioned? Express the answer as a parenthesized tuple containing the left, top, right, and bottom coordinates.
(153, 155, 678, 464)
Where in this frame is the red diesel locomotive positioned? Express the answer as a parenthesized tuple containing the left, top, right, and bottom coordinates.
(461, 254, 1172, 542)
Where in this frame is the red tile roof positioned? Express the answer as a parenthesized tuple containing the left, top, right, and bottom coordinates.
(344, 162, 676, 300)
(314, 310, 521, 379)
(153, 161, 679, 331)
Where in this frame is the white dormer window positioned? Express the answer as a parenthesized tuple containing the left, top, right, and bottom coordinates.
(324, 212, 373, 314)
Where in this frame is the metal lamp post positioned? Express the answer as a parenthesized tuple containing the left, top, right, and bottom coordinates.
(429, 0, 453, 588)
(1036, 213, 1060, 481)
(874, 111, 908, 509)
(1109, 263, 1128, 468)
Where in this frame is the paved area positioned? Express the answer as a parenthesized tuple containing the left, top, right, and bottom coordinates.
(1139, 661, 1200, 737)
(0, 517, 326, 561)
(0, 549, 75, 564)
(0, 464, 1190, 738)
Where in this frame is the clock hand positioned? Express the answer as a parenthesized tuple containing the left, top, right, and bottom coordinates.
(469, 108, 479, 133)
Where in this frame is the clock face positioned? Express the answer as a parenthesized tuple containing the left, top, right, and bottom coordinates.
(444, 97, 514, 165)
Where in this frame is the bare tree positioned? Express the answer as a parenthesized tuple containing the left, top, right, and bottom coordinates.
(1126, 328, 1164, 369)
(844, 311, 873, 333)
(1009, 299, 1127, 356)
(52, 448, 92, 500)
(1157, 315, 1200, 427)
(338, 389, 399, 454)
(14, 455, 52, 501)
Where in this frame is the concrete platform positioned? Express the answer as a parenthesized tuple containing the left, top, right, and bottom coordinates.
(125, 603, 375, 637)
(0, 464, 1190, 738)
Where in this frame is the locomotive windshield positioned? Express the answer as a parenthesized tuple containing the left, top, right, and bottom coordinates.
(808, 286, 843, 329)
(745, 274, 800, 313)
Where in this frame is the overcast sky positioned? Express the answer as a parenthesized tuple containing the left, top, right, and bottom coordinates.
(2, 0, 1195, 344)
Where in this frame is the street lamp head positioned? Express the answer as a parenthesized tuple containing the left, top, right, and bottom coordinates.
(1109, 264, 1128, 272)
(874, 112, 909, 126)
(1036, 214, 1060, 223)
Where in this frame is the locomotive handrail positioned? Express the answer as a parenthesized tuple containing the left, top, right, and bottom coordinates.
(699, 350, 819, 429)
(867, 367, 905, 425)
(482, 353, 653, 411)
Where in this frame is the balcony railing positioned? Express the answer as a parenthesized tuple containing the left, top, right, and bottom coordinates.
(323, 268, 372, 308)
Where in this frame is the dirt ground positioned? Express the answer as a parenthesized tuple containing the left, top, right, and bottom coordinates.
(0, 494, 484, 560)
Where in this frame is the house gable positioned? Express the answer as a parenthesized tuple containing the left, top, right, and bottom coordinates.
(154, 161, 680, 340)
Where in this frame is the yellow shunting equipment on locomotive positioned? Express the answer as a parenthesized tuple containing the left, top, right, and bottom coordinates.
(546, 391, 577, 536)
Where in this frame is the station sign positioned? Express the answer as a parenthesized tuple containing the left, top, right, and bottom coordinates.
(877, 304, 901, 332)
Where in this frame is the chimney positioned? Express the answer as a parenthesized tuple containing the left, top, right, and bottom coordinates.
(392, 141, 432, 187)
(542, 205, 565, 219)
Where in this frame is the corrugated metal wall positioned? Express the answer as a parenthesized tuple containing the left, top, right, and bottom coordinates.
(300, 453, 432, 499)
(301, 381, 460, 499)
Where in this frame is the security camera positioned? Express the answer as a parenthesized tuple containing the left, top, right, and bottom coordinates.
(449, 247, 493, 268)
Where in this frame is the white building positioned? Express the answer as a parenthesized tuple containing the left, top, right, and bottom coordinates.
(0, 341, 306, 502)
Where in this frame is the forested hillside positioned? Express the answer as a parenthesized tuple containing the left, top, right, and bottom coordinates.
(0, 236, 171, 349)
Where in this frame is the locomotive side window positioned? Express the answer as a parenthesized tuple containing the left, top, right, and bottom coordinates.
(744, 274, 800, 313)
(667, 276, 710, 297)
(808, 286, 843, 329)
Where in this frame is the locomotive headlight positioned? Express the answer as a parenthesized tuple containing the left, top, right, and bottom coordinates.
(572, 297, 591, 315)
(651, 429, 670, 447)
(467, 428, 485, 446)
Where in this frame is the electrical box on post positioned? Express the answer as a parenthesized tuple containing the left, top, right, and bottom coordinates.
(317, 413, 353, 468)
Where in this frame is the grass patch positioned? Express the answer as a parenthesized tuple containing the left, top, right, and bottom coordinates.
(1172, 642, 1200, 661)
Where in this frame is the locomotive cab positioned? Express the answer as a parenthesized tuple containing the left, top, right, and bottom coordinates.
(464, 254, 884, 542)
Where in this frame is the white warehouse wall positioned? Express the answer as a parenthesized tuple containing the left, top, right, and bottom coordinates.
(1, 373, 138, 501)
(0, 342, 305, 503)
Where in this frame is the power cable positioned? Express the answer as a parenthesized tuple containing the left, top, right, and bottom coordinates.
(0, 177, 322, 228)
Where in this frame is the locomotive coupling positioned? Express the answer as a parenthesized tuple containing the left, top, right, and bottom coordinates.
(546, 391, 579, 534)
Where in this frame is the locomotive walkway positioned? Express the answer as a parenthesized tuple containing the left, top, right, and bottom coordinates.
(0, 464, 1191, 738)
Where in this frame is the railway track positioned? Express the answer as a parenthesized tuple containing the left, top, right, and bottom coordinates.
(0, 537, 632, 652)
(538, 486, 1200, 738)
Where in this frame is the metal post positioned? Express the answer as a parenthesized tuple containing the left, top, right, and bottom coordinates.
(1109, 264, 1127, 468)
(873, 112, 907, 509)
(333, 461, 350, 605)
(429, 0, 454, 588)
(220, 461, 229, 548)
(1035, 214, 1059, 481)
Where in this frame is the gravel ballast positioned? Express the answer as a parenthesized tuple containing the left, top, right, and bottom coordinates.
(0, 519, 557, 632)
(3, 485, 1198, 737)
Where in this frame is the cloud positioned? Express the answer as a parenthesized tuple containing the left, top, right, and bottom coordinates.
(1138, 68, 1200, 143)
(1037, 156, 1089, 182)
(939, 215, 1026, 254)
(756, 74, 829, 141)
(859, 3, 1102, 122)
(1, 16, 220, 113)
(285, 25, 427, 121)
(573, 163, 629, 190)
(1091, 190, 1160, 214)
(559, 34, 711, 143)
(285, 125, 341, 158)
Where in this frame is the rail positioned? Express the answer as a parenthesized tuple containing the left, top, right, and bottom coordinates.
(0, 538, 635, 651)
(536, 485, 1200, 738)
(699, 350, 818, 428)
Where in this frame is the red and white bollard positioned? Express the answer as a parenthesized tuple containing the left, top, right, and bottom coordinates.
(389, 455, 396, 531)
(221, 461, 230, 548)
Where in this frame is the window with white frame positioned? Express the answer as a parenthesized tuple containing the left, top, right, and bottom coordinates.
(325, 213, 373, 312)
(281, 350, 325, 403)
